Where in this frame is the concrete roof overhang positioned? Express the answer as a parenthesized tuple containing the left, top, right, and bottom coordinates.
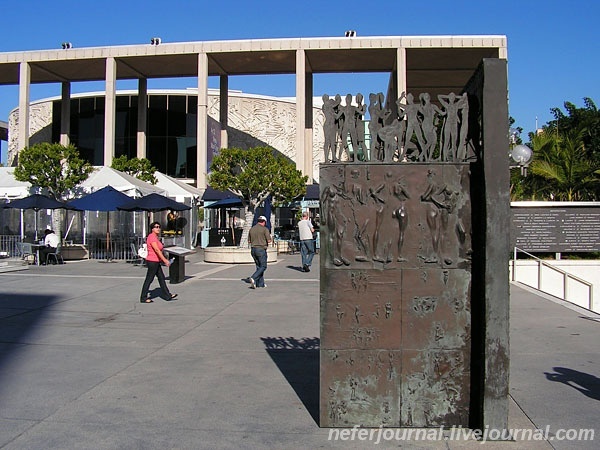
(0, 36, 506, 99)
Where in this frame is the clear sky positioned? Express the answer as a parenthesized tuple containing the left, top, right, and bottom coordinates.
(1, 0, 598, 164)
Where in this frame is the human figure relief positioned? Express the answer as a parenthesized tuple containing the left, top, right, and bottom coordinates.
(392, 178, 410, 262)
(438, 92, 468, 161)
(368, 92, 386, 161)
(354, 93, 367, 161)
(377, 111, 404, 163)
(322, 94, 341, 162)
(420, 170, 458, 265)
(397, 92, 424, 161)
(321, 180, 350, 266)
(418, 93, 443, 161)
(457, 93, 469, 161)
(369, 183, 390, 263)
(337, 94, 358, 162)
(349, 169, 370, 262)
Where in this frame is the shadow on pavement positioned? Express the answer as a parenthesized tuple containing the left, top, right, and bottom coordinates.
(261, 336, 320, 425)
(545, 367, 600, 401)
(0, 293, 60, 394)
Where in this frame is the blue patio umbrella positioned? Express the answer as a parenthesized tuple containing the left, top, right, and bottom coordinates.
(68, 185, 132, 212)
(2, 194, 75, 240)
(203, 197, 243, 209)
(68, 186, 133, 260)
(117, 193, 191, 212)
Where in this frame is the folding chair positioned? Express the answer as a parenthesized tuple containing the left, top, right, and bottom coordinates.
(131, 242, 146, 267)
(16, 242, 36, 264)
(46, 243, 64, 265)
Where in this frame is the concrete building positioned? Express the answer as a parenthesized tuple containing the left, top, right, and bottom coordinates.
(0, 35, 507, 189)
(5, 89, 326, 183)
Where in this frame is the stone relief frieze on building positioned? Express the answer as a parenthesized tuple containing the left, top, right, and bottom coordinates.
(8, 102, 53, 164)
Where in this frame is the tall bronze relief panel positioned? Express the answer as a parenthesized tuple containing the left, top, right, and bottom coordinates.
(320, 163, 472, 427)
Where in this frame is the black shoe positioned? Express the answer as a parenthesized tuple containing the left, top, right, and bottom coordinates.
(305, 265, 310, 272)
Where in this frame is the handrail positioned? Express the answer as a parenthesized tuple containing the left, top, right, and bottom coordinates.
(512, 247, 594, 311)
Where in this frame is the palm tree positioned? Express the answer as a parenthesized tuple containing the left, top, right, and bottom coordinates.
(528, 130, 600, 201)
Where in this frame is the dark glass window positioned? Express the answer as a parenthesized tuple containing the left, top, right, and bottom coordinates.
(72, 97, 104, 165)
(147, 95, 168, 173)
(167, 95, 187, 177)
(51, 100, 61, 142)
(115, 95, 136, 159)
(46, 93, 200, 179)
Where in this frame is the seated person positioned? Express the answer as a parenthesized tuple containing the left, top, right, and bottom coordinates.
(39, 229, 60, 264)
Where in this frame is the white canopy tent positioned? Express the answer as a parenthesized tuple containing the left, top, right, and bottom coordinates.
(0, 167, 36, 200)
(0, 167, 48, 239)
(76, 166, 165, 198)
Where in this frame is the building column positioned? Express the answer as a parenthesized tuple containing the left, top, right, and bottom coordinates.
(196, 52, 208, 189)
(60, 82, 71, 146)
(396, 47, 407, 97)
(104, 57, 117, 166)
(295, 49, 306, 178)
(17, 62, 30, 152)
(137, 78, 147, 159)
(219, 75, 228, 149)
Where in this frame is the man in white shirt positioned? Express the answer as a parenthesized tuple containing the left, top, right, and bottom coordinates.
(298, 211, 315, 272)
(40, 229, 60, 264)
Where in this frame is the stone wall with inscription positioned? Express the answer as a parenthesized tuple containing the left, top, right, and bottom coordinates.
(320, 163, 472, 427)
(512, 205, 600, 252)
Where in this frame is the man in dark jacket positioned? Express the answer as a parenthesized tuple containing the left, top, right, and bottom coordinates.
(247, 215, 272, 288)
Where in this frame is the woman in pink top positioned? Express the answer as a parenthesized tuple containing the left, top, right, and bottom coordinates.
(140, 222, 177, 303)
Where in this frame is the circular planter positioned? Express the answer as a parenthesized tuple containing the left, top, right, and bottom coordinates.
(204, 246, 277, 264)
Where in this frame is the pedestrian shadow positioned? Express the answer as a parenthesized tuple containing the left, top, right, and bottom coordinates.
(286, 265, 306, 272)
(261, 336, 320, 425)
(544, 367, 600, 401)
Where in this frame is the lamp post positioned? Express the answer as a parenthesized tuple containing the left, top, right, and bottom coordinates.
(510, 144, 533, 176)
(508, 128, 533, 176)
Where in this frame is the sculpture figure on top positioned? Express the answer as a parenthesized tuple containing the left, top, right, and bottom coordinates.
(354, 93, 367, 162)
(322, 93, 342, 162)
(397, 92, 424, 161)
(418, 92, 443, 161)
(438, 92, 468, 161)
(368, 92, 387, 161)
(321, 91, 470, 164)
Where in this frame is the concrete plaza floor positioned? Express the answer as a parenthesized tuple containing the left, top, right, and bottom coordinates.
(0, 250, 598, 449)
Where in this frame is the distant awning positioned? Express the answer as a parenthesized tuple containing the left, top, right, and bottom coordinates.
(204, 197, 243, 209)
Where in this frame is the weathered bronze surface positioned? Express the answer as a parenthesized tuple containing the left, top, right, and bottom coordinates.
(320, 163, 472, 427)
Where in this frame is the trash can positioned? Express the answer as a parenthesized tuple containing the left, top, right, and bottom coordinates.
(164, 246, 194, 284)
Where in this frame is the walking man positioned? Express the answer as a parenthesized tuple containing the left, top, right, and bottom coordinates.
(248, 215, 272, 288)
(298, 211, 315, 272)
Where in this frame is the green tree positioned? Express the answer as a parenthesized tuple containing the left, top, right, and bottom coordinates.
(13, 142, 93, 200)
(512, 98, 600, 201)
(13, 142, 94, 239)
(111, 155, 158, 184)
(208, 146, 308, 247)
(547, 98, 600, 162)
(527, 130, 600, 201)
